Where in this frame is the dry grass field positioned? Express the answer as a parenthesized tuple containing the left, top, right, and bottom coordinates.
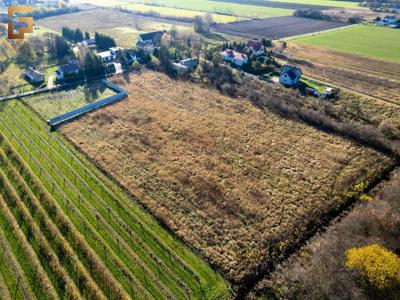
(62, 71, 392, 285)
(37, 8, 191, 47)
(285, 43, 400, 105)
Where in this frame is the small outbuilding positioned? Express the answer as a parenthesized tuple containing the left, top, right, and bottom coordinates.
(279, 65, 302, 87)
(24, 67, 45, 84)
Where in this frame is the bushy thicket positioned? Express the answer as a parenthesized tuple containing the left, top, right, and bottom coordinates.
(249, 171, 400, 300)
(25, 7, 80, 20)
(293, 9, 344, 23)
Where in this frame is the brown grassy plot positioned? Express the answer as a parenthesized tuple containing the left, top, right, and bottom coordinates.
(62, 71, 392, 285)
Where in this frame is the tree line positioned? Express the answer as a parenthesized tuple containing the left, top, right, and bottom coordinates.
(61, 27, 116, 50)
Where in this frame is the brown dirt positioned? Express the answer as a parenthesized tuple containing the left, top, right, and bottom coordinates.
(62, 71, 391, 285)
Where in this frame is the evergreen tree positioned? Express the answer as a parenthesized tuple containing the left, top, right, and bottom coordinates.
(55, 36, 71, 58)
(74, 29, 84, 42)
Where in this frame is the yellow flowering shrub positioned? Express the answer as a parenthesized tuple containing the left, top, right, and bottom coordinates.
(359, 194, 372, 202)
(346, 244, 400, 290)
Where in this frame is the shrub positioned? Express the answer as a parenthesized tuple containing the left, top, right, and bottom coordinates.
(346, 244, 400, 290)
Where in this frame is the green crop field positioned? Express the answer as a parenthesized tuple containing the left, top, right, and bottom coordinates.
(0, 100, 230, 299)
(267, 0, 361, 8)
(23, 82, 116, 120)
(129, 0, 294, 18)
(293, 25, 400, 64)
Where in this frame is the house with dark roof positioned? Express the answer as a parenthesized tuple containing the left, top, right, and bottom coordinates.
(244, 39, 265, 56)
(279, 65, 302, 87)
(172, 58, 199, 74)
(137, 31, 163, 44)
(136, 31, 164, 53)
(56, 63, 81, 80)
(24, 67, 45, 84)
(220, 49, 248, 66)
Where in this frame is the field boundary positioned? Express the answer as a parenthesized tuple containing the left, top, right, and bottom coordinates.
(47, 80, 127, 128)
(0, 85, 62, 102)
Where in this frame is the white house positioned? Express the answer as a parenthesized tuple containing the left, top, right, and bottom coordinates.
(97, 47, 124, 63)
(279, 65, 302, 87)
(220, 49, 249, 66)
(56, 63, 81, 80)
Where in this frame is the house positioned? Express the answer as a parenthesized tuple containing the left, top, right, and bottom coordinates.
(172, 58, 199, 74)
(220, 50, 249, 66)
(80, 38, 96, 48)
(137, 31, 163, 45)
(97, 47, 125, 63)
(56, 63, 81, 80)
(136, 31, 163, 53)
(279, 65, 302, 86)
(24, 67, 45, 84)
(377, 16, 399, 26)
(244, 39, 265, 56)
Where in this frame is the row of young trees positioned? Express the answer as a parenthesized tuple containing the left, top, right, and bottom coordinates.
(94, 32, 116, 50)
(61, 27, 116, 50)
(62, 27, 86, 43)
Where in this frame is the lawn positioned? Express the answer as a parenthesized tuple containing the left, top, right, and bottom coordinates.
(0, 99, 231, 299)
(131, 0, 294, 18)
(62, 71, 392, 285)
(23, 82, 116, 119)
(294, 25, 400, 63)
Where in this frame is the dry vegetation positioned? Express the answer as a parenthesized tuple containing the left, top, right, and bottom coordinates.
(285, 43, 400, 105)
(250, 168, 400, 300)
(37, 8, 191, 47)
(62, 71, 392, 287)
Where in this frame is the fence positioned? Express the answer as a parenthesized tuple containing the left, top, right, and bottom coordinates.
(0, 85, 62, 102)
(47, 80, 128, 128)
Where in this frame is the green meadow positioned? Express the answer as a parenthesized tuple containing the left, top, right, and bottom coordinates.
(294, 25, 400, 64)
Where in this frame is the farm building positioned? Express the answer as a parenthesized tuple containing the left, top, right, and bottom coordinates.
(56, 63, 81, 80)
(279, 65, 302, 86)
(136, 31, 163, 53)
(244, 39, 265, 56)
(172, 58, 199, 74)
(24, 67, 45, 84)
(220, 49, 249, 66)
(377, 16, 399, 26)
